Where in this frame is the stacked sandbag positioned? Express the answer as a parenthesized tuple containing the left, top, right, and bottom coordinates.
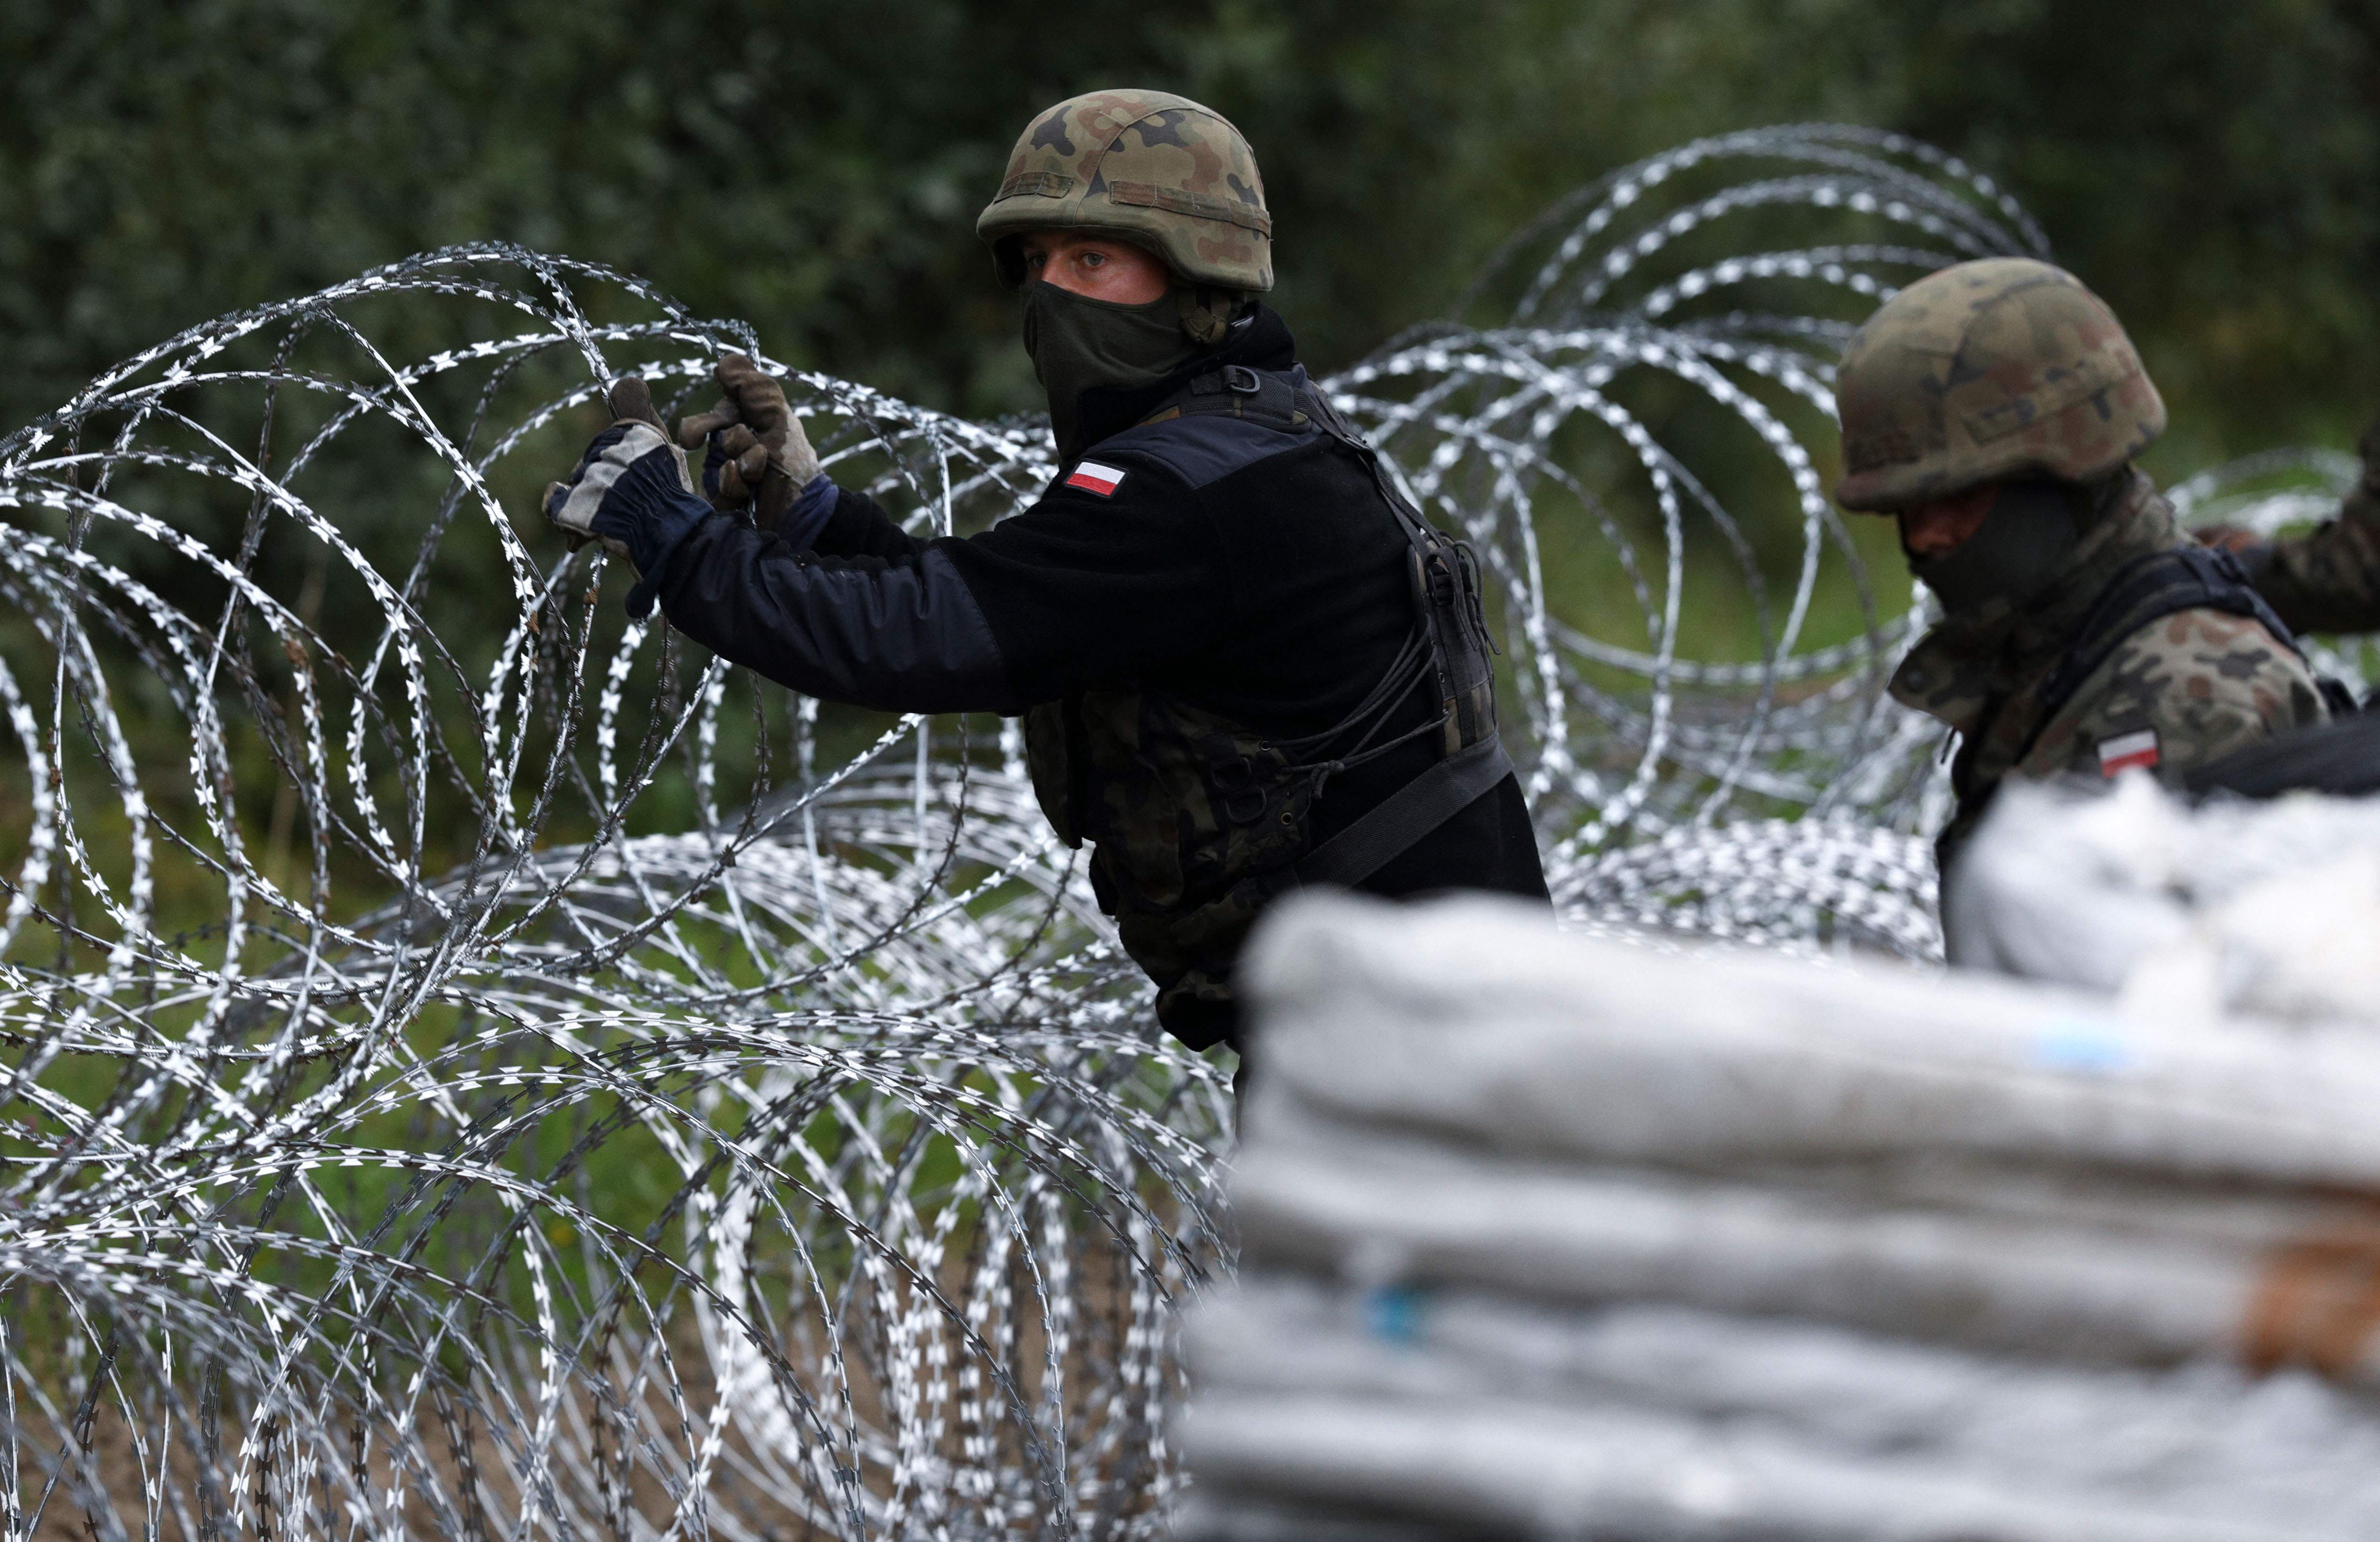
(1177, 893, 2380, 1542)
(1946, 772, 2380, 1020)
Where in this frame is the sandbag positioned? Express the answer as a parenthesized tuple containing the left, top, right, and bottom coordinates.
(1239, 894, 2380, 1186)
(1184, 1281, 2380, 1542)
(1944, 774, 2380, 1021)
(1182, 892, 2380, 1541)
(1233, 1121, 2380, 1377)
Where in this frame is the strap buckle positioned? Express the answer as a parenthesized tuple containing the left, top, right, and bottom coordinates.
(1221, 364, 1261, 396)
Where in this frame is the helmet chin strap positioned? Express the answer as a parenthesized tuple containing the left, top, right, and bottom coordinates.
(1177, 286, 1249, 345)
(1908, 479, 2085, 615)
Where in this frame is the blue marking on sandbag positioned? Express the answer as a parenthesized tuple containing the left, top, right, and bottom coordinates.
(2032, 1019, 2134, 1074)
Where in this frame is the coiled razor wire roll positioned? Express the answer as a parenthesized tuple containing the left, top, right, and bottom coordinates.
(0, 123, 2290, 1537)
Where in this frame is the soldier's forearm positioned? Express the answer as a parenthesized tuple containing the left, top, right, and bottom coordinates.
(2250, 420, 2380, 635)
(2254, 479, 2380, 635)
(652, 515, 1023, 715)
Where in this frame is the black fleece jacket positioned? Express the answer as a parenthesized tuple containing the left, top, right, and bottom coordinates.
(647, 307, 1549, 1039)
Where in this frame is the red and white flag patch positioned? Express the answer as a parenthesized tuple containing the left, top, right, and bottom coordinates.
(2096, 728, 2160, 777)
(1064, 461, 1127, 497)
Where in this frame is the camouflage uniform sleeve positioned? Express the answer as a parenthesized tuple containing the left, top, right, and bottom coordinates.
(2247, 421, 2380, 635)
(2022, 608, 2328, 787)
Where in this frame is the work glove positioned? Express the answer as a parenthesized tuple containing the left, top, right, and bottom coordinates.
(675, 353, 822, 532)
(544, 377, 711, 617)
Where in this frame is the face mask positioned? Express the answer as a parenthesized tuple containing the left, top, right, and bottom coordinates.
(1022, 282, 1205, 461)
(1908, 479, 2083, 615)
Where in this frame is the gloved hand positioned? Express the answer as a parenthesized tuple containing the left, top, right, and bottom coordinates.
(544, 376, 711, 616)
(675, 353, 822, 532)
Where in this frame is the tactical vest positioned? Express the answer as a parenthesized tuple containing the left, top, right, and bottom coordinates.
(1024, 363, 1510, 1035)
(1941, 543, 2320, 872)
(2023, 544, 2318, 746)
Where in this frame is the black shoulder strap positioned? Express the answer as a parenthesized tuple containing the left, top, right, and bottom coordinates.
(1298, 379, 1502, 752)
(2017, 544, 2305, 764)
(2183, 708, 2380, 799)
(1290, 733, 1516, 890)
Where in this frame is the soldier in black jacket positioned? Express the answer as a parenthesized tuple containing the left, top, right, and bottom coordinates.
(545, 88, 1547, 1055)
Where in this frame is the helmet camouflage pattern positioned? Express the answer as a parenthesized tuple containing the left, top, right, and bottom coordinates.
(976, 88, 1273, 292)
(1833, 258, 2166, 511)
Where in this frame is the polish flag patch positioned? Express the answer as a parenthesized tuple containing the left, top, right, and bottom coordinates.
(2097, 728, 2161, 777)
(1064, 461, 1127, 496)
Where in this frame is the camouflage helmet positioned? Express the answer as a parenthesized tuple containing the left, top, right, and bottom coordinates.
(976, 89, 1274, 292)
(1833, 257, 2166, 512)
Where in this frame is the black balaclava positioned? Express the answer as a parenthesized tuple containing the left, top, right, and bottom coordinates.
(1022, 282, 1209, 462)
(1907, 477, 2094, 615)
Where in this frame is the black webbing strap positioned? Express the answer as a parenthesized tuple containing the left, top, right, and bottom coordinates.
(2013, 543, 2304, 767)
(1289, 733, 1515, 890)
(2183, 708, 2380, 799)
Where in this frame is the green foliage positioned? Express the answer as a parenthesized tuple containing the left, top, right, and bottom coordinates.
(5, 0, 2374, 452)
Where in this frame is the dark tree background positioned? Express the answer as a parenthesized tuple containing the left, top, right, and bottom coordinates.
(5, 0, 2375, 469)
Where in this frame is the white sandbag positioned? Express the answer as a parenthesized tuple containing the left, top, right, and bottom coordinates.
(1186, 1277, 2380, 1526)
(1229, 1117, 2380, 1377)
(1180, 1390, 2342, 1542)
(1938, 772, 2195, 989)
(1183, 893, 2380, 1538)
(1238, 892, 2380, 1186)
(1946, 775, 2380, 1022)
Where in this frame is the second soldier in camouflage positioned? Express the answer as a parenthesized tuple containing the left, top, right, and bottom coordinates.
(1834, 258, 2328, 884)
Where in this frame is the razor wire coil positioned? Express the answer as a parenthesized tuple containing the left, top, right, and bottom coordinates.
(0, 124, 2335, 1539)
